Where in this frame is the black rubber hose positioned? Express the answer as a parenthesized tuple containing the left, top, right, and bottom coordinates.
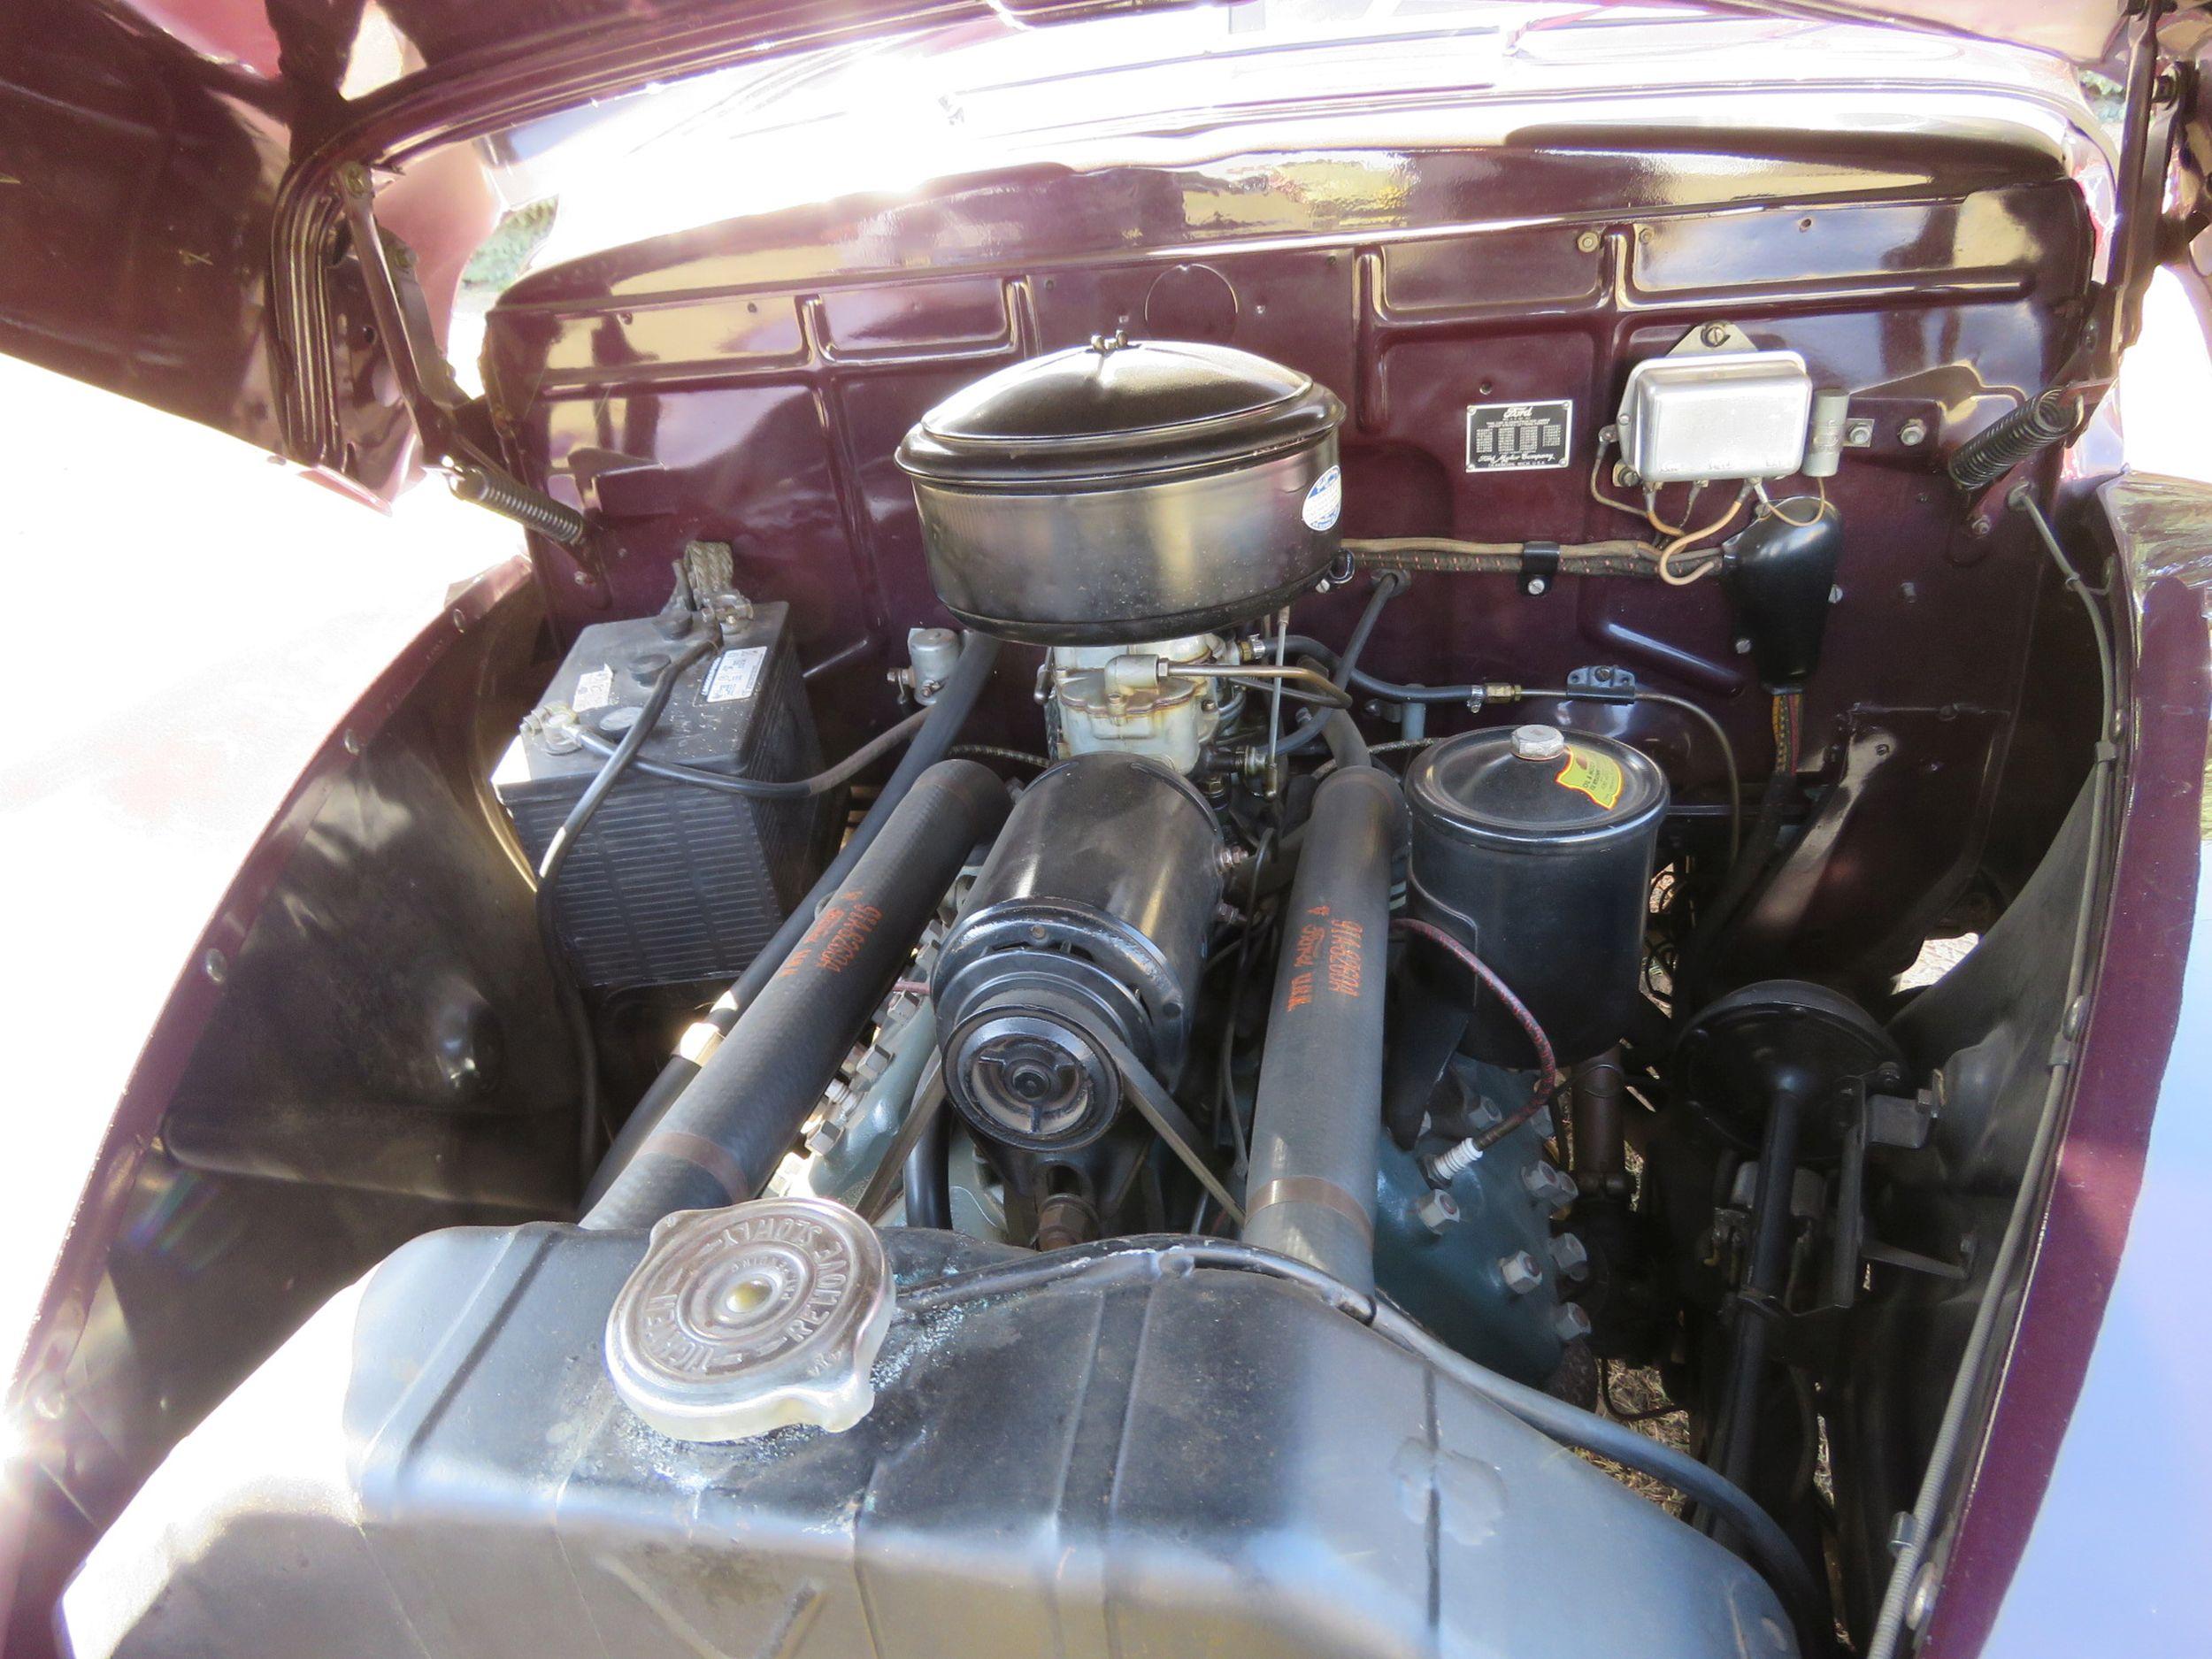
(572, 708, 929, 799)
(1282, 634, 1471, 703)
(584, 758, 1010, 1230)
(1316, 708, 1371, 769)
(1273, 573, 1404, 756)
(582, 634, 1001, 1208)
(537, 631, 718, 1174)
(902, 1096, 953, 1228)
(1242, 766, 1403, 1290)
(1708, 1077, 1809, 1547)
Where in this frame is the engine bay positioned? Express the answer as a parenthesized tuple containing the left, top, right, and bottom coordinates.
(32, 92, 2150, 1659)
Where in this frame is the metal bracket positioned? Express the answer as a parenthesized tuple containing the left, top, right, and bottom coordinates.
(1863, 1240, 1968, 1282)
(332, 165, 595, 562)
(1517, 541, 1560, 597)
(1564, 664, 1638, 703)
(1671, 320, 1758, 357)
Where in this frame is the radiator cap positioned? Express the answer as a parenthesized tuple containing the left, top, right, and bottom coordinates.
(606, 1197, 893, 1441)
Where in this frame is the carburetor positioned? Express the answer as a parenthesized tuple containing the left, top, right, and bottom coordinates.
(1040, 634, 1236, 772)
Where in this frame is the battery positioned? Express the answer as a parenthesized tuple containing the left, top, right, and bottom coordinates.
(492, 602, 832, 990)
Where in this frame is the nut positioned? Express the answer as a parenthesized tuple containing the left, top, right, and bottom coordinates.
(1553, 1303, 1594, 1342)
(1548, 1233, 1591, 1282)
(1499, 1251, 1544, 1295)
(1521, 1162, 1577, 1210)
(1414, 1189, 1462, 1233)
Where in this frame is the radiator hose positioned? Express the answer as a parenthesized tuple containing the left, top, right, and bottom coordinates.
(582, 633, 1002, 1208)
(583, 758, 1010, 1230)
(1242, 764, 1404, 1290)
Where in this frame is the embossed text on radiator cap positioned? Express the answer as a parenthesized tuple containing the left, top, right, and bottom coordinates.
(605, 1196, 893, 1441)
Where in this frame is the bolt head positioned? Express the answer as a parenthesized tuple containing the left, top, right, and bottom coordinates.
(1414, 1189, 1461, 1233)
(202, 948, 228, 985)
(1898, 418, 1929, 447)
(1828, 584, 1844, 604)
(1522, 1162, 1577, 1210)
(1499, 1251, 1544, 1295)
(1734, 637, 1754, 655)
(1525, 576, 1548, 596)
(1701, 322, 1731, 348)
(1906, 1563, 1940, 1630)
(1968, 516, 1992, 538)
(341, 728, 364, 756)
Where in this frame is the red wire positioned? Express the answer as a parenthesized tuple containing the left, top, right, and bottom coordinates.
(1392, 918, 1562, 1148)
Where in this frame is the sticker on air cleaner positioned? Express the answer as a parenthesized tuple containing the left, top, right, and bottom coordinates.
(1302, 465, 1343, 531)
(1555, 745, 1624, 810)
(1465, 400, 1573, 472)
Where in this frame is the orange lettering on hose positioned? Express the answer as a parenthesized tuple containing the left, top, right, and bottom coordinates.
(1325, 917, 1364, 998)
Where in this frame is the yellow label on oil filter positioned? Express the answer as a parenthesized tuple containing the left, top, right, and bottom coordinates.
(1555, 746, 1623, 810)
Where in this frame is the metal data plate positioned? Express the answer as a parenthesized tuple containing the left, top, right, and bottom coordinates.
(1617, 349, 1811, 483)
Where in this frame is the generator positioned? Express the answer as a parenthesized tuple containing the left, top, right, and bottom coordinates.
(492, 601, 830, 989)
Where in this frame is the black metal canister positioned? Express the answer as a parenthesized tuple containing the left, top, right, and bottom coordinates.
(1402, 724, 1667, 1068)
(895, 334, 1345, 644)
(932, 752, 1224, 1150)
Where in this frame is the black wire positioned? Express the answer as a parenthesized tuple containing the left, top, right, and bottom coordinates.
(574, 707, 927, 798)
(537, 631, 718, 1172)
(1601, 1358, 1687, 1423)
(1521, 687, 1741, 870)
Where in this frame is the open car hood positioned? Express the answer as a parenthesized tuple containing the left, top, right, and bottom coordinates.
(115, 0, 2207, 93)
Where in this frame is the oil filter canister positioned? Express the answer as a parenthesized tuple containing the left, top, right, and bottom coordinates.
(1403, 724, 1667, 1068)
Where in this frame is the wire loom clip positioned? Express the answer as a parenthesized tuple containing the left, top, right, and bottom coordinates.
(1517, 541, 1561, 596)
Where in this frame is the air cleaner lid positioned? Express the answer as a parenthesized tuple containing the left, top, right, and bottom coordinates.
(605, 1196, 893, 1442)
(896, 334, 1343, 486)
(1405, 724, 1666, 849)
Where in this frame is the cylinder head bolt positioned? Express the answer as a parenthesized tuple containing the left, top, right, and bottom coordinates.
(605, 1197, 893, 1442)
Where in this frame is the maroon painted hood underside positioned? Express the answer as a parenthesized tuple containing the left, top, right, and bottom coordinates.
(117, 0, 2200, 99)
